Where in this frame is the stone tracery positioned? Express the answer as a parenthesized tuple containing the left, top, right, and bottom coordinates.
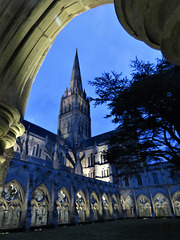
(172, 191, 180, 216)
(154, 193, 172, 217)
(56, 188, 70, 224)
(31, 185, 49, 227)
(137, 195, 152, 217)
(90, 192, 99, 220)
(0, 181, 23, 229)
(75, 190, 86, 222)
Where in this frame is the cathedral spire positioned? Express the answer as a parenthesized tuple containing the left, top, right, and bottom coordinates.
(69, 49, 83, 93)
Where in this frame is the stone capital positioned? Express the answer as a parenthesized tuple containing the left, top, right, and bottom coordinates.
(0, 100, 25, 158)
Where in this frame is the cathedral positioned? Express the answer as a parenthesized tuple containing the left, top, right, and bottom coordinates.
(0, 50, 180, 231)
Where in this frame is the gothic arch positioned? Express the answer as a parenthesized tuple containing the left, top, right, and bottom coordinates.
(32, 183, 51, 202)
(102, 193, 110, 219)
(154, 193, 172, 217)
(137, 195, 152, 217)
(124, 195, 134, 218)
(75, 189, 87, 222)
(172, 191, 180, 217)
(0, 180, 24, 229)
(56, 187, 70, 224)
(112, 194, 119, 218)
(31, 184, 50, 227)
(90, 191, 100, 221)
(4, 180, 25, 203)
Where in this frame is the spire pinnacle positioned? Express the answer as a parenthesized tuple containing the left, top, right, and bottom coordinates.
(69, 49, 83, 93)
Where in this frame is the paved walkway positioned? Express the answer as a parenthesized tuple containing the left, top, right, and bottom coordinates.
(0, 218, 180, 240)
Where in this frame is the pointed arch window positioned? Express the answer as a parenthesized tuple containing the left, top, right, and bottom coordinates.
(32, 145, 36, 156)
(31, 186, 49, 227)
(137, 175, 142, 186)
(36, 144, 39, 157)
(1, 181, 23, 229)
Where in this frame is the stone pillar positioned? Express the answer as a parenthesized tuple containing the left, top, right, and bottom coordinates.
(26, 174, 33, 231)
(0, 101, 25, 193)
(0, 148, 14, 197)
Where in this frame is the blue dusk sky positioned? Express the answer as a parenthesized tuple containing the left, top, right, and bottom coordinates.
(25, 4, 162, 137)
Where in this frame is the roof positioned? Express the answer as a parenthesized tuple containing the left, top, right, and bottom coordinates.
(69, 49, 83, 93)
(23, 120, 57, 143)
(82, 130, 117, 148)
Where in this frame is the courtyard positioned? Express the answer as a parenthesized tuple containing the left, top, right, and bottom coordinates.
(0, 218, 179, 240)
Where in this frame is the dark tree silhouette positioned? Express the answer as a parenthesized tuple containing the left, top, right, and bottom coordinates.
(89, 58, 180, 176)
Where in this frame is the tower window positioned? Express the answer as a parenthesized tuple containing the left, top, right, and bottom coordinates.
(36, 144, 39, 157)
(32, 146, 36, 156)
(93, 155, 95, 165)
(39, 148, 42, 158)
(88, 157, 91, 167)
(90, 153, 93, 166)
(137, 175, 142, 186)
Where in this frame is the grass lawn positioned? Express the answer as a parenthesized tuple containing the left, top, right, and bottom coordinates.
(0, 218, 179, 240)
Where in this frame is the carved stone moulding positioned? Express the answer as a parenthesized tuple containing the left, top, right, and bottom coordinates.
(0, 100, 25, 162)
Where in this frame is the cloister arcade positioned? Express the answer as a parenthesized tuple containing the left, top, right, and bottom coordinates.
(0, 179, 179, 230)
(0, 0, 179, 193)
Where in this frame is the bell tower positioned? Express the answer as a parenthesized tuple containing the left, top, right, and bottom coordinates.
(58, 49, 91, 148)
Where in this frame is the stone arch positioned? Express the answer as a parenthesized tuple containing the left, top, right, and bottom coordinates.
(4, 179, 25, 203)
(124, 195, 134, 218)
(32, 143, 43, 157)
(0, 180, 24, 229)
(31, 184, 50, 227)
(56, 187, 70, 224)
(172, 191, 180, 217)
(75, 189, 87, 222)
(90, 191, 100, 221)
(102, 193, 110, 219)
(154, 193, 172, 217)
(137, 195, 152, 217)
(112, 194, 119, 219)
(0, 198, 8, 228)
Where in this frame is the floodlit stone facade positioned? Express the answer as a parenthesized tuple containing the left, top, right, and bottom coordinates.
(0, 51, 180, 231)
